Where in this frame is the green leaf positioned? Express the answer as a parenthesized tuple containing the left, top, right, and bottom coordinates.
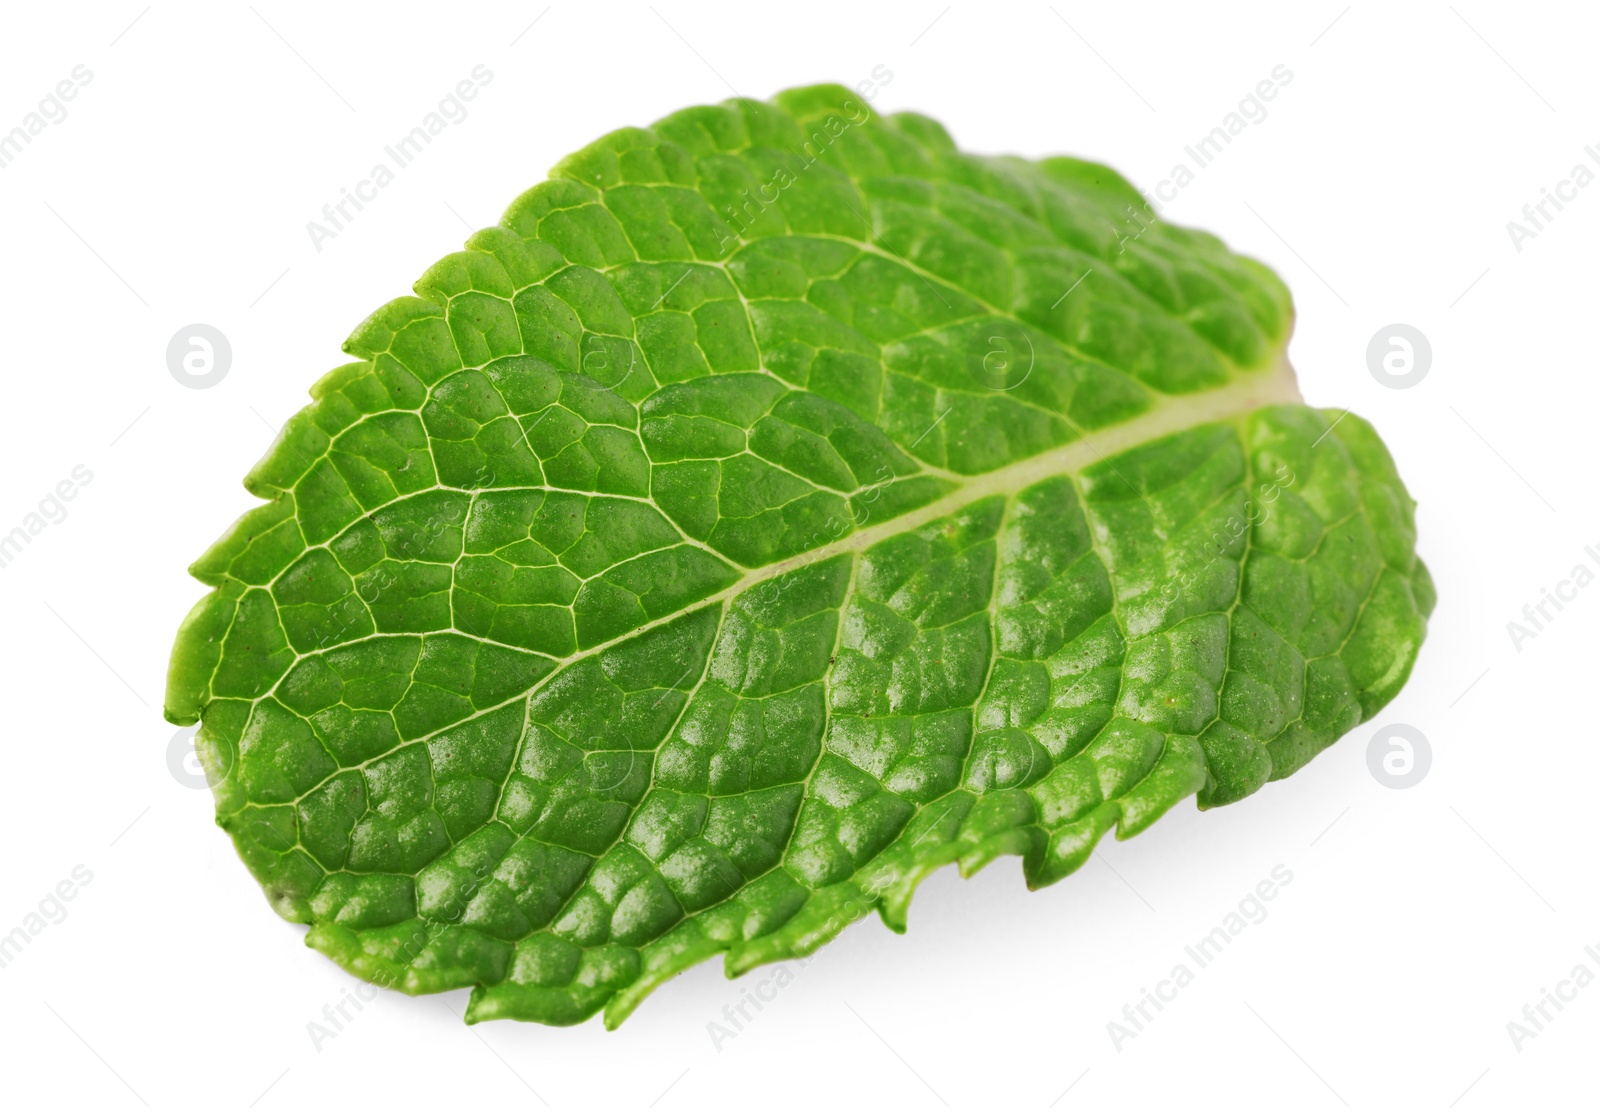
(166, 84, 1433, 1028)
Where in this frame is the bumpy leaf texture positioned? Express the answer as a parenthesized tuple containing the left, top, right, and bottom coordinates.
(166, 84, 1433, 1027)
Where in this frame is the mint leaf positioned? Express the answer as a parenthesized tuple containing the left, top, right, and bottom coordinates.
(165, 84, 1433, 1028)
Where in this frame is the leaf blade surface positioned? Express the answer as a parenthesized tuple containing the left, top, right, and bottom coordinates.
(165, 84, 1433, 1027)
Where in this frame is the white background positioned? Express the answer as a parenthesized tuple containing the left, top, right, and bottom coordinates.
(0, 2, 1594, 1110)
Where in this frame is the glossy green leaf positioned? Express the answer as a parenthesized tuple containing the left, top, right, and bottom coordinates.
(166, 84, 1433, 1027)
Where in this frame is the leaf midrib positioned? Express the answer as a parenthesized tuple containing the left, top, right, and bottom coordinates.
(548, 353, 1304, 671)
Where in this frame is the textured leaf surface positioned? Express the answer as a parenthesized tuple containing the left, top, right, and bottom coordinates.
(165, 84, 1434, 1027)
